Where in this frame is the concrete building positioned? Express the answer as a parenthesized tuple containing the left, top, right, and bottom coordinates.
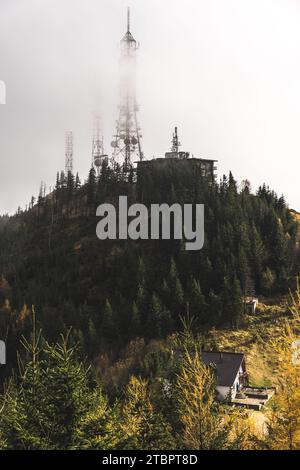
(136, 127, 217, 183)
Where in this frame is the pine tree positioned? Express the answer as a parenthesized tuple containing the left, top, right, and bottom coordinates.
(66, 171, 75, 197)
(102, 299, 116, 340)
(264, 286, 300, 449)
(222, 277, 243, 328)
(75, 172, 81, 190)
(121, 376, 176, 450)
(189, 278, 207, 325)
(74, 390, 121, 450)
(167, 258, 184, 320)
(135, 282, 148, 329)
(237, 246, 255, 312)
(149, 293, 164, 338)
(0, 330, 98, 449)
(87, 318, 97, 356)
(87, 166, 97, 208)
(250, 224, 265, 291)
(207, 290, 222, 324)
(130, 301, 141, 337)
(175, 346, 231, 450)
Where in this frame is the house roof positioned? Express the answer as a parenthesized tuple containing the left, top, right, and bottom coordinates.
(201, 351, 245, 387)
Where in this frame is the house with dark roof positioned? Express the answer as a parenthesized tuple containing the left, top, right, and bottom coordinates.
(201, 351, 248, 401)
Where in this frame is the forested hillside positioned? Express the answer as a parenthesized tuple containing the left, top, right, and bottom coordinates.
(1, 163, 300, 450)
(0, 162, 299, 363)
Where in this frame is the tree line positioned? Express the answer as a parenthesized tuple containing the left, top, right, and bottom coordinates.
(0, 162, 299, 361)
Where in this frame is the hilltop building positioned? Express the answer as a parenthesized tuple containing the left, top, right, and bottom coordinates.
(137, 127, 217, 183)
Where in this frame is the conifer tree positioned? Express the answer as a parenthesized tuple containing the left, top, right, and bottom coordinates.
(0, 330, 98, 449)
(74, 390, 121, 450)
(264, 286, 300, 450)
(222, 276, 243, 328)
(189, 278, 207, 325)
(121, 376, 175, 450)
(87, 166, 97, 208)
(130, 301, 141, 337)
(75, 172, 81, 190)
(102, 299, 115, 340)
(175, 346, 231, 450)
(149, 293, 164, 338)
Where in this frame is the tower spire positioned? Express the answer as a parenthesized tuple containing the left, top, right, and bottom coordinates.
(111, 8, 143, 170)
(127, 6, 130, 32)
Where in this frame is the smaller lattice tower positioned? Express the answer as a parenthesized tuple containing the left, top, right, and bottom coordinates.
(171, 126, 181, 153)
(65, 131, 73, 174)
(92, 115, 107, 176)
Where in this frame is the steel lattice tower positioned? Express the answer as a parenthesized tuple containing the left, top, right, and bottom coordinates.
(111, 7, 143, 170)
(65, 131, 73, 174)
(92, 114, 107, 176)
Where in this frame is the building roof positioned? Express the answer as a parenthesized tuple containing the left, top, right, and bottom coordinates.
(201, 351, 245, 387)
(137, 157, 218, 165)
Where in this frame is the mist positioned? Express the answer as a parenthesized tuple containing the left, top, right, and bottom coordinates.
(1, 0, 300, 214)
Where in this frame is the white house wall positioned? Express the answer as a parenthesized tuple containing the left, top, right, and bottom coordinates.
(216, 385, 231, 401)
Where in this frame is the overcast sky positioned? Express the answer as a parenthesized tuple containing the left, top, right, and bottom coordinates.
(1, 0, 300, 214)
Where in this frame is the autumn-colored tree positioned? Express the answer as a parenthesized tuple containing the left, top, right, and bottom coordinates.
(175, 346, 232, 450)
(265, 284, 300, 450)
(120, 376, 175, 450)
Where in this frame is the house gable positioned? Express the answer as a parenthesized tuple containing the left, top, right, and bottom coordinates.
(201, 351, 246, 388)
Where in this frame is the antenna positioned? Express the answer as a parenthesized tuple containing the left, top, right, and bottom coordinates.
(127, 6, 130, 32)
(65, 131, 73, 174)
(111, 7, 143, 170)
(171, 126, 181, 153)
(92, 114, 107, 176)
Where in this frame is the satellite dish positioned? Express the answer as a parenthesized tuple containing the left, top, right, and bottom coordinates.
(94, 156, 102, 167)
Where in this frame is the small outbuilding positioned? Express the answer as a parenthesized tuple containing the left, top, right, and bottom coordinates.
(245, 297, 258, 315)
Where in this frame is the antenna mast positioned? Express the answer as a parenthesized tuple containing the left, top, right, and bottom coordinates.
(171, 126, 181, 153)
(92, 114, 107, 176)
(65, 131, 73, 174)
(111, 7, 144, 170)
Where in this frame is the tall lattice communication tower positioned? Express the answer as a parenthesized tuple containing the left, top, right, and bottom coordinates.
(65, 131, 73, 174)
(92, 115, 107, 176)
(111, 7, 144, 170)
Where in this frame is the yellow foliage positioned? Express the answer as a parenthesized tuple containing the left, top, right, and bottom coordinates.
(17, 304, 31, 326)
(265, 285, 300, 449)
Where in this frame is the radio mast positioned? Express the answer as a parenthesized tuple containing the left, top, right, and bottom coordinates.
(111, 7, 143, 170)
(65, 131, 73, 174)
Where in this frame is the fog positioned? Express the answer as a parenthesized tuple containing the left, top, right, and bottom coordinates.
(1, 0, 300, 214)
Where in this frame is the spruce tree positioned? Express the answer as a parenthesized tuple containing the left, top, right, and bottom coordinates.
(121, 376, 176, 450)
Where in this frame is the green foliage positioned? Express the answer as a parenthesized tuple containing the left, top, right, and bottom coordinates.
(0, 163, 298, 363)
(120, 376, 176, 450)
(0, 330, 98, 449)
(175, 346, 232, 449)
